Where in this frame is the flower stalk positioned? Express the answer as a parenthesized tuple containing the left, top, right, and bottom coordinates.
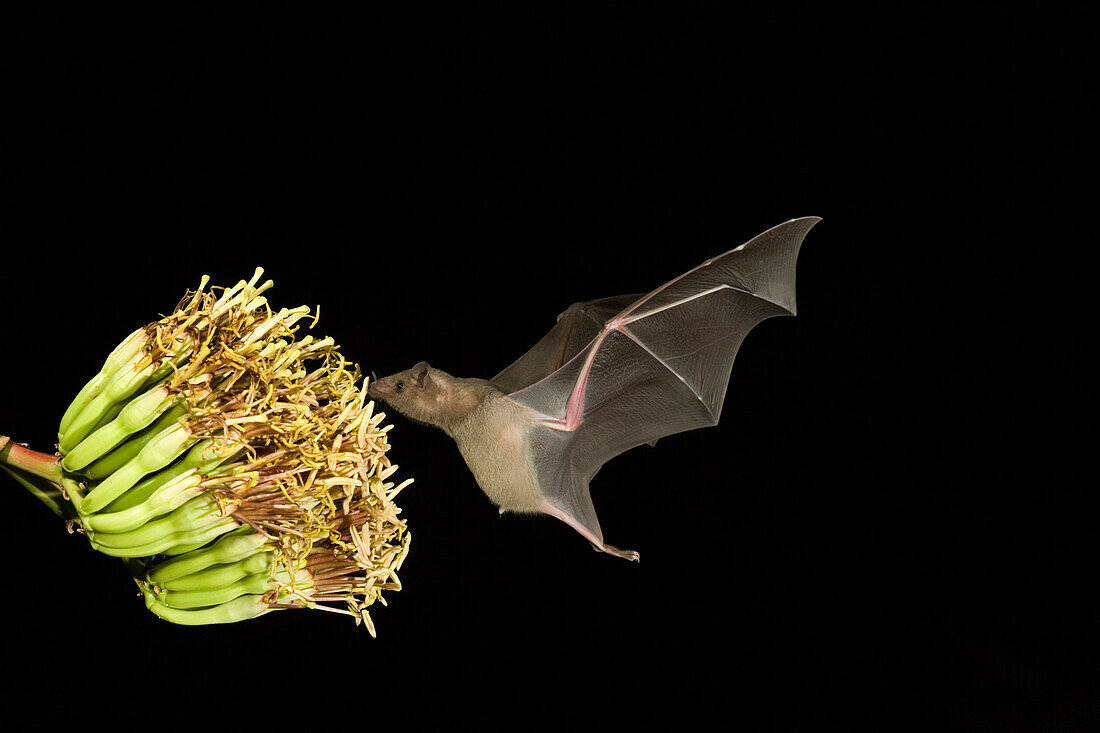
(0, 435, 73, 519)
(0, 435, 63, 482)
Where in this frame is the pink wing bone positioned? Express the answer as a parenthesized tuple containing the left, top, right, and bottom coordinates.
(536, 283, 739, 432)
(536, 327, 608, 432)
(491, 293, 641, 396)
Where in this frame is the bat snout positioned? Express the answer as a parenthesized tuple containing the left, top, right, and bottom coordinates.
(367, 378, 393, 400)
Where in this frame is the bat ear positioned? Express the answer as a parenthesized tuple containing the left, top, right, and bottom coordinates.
(411, 361, 431, 389)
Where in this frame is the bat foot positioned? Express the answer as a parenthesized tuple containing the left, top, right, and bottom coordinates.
(540, 501, 640, 561)
(592, 542, 640, 562)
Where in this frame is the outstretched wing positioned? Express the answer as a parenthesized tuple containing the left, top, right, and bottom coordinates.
(506, 217, 820, 552)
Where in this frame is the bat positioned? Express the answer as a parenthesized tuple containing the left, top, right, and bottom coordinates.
(368, 217, 820, 561)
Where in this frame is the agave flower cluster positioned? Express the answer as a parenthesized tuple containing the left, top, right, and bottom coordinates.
(8, 268, 412, 633)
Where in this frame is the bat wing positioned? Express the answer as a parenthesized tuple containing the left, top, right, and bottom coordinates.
(491, 294, 642, 393)
(505, 217, 820, 559)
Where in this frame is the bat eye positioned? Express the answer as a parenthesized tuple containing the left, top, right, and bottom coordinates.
(395, 382, 405, 393)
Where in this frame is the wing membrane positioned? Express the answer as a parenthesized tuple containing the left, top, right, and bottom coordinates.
(492, 293, 641, 394)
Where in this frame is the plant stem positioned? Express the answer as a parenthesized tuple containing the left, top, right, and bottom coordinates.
(0, 434, 62, 482)
(1, 435, 74, 519)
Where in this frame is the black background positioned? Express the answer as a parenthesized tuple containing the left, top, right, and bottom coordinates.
(1, 3, 1090, 729)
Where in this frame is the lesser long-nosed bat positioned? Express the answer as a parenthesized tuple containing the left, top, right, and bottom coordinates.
(368, 217, 819, 561)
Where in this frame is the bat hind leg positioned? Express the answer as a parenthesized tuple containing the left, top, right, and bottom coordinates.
(540, 501, 640, 562)
(590, 541, 640, 562)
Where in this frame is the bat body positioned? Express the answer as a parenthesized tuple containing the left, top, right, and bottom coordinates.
(369, 217, 820, 561)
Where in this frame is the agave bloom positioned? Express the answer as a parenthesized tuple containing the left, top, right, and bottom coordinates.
(1, 268, 411, 633)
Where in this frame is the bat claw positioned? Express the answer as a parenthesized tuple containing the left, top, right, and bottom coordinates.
(541, 501, 641, 562)
(593, 542, 640, 562)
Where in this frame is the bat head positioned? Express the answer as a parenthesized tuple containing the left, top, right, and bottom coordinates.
(369, 360, 432, 401)
(368, 362, 490, 432)
(368, 361, 449, 428)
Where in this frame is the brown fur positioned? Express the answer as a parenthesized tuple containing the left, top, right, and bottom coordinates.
(368, 364, 544, 513)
